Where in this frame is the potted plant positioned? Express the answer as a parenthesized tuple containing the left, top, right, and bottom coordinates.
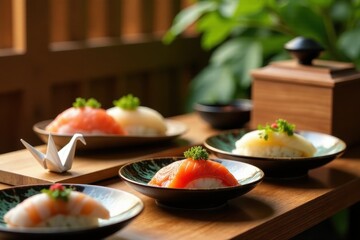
(163, 0, 360, 111)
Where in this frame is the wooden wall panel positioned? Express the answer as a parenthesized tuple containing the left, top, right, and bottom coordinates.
(0, 0, 208, 153)
(87, 76, 118, 108)
(50, 82, 82, 117)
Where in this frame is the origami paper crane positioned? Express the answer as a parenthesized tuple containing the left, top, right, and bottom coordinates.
(20, 133, 86, 173)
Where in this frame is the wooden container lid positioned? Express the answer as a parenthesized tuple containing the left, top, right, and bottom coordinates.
(251, 59, 360, 87)
(252, 37, 360, 87)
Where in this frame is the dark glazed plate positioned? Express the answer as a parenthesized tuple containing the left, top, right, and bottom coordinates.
(119, 157, 264, 209)
(33, 119, 187, 150)
(204, 129, 347, 179)
(0, 184, 143, 240)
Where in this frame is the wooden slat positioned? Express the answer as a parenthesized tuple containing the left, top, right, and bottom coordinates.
(120, 0, 156, 38)
(0, 0, 13, 49)
(120, 0, 141, 37)
(140, 0, 155, 34)
(26, 0, 49, 53)
(12, 0, 25, 52)
(107, 0, 121, 37)
(88, 0, 107, 39)
(87, 0, 122, 40)
(153, 0, 181, 34)
(45, 38, 206, 81)
(68, 0, 88, 41)
(49, 0, 69, 42)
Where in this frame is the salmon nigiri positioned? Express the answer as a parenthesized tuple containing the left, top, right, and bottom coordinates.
(45, 98, 125, 135)
(148, 146, 239, 189)
(4, 183, 110, 228)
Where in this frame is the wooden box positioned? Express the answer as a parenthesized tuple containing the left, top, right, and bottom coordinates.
(250, 59, 360, 146)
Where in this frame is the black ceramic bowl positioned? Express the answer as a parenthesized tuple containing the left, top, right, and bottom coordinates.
(204, 129, 347, 179)
(194, 99, 252, 129)
(119, 157, 264, 210)
(0, 184, 143, 240)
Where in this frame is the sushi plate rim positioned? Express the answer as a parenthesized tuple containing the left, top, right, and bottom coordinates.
(119, 157, 264, 195)
(0, 184, 144, 237)
(32, 119, 188, 149)
(203, 129, 347, 163)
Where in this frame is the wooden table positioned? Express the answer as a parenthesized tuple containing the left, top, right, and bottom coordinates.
(1, 113, 360, 239)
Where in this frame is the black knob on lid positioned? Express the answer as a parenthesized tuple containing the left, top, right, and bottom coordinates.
(285, 37, 324, 65)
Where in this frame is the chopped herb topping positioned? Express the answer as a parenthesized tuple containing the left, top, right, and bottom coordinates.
(41, 183, 73, 202)
(113, 94, 140, 110)
(73, 97, 101, 108)
(184, 146, 209, 160)
(258, 119, 295, 140)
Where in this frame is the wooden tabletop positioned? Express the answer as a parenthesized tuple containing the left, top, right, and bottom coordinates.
(1, 113, 360, 239)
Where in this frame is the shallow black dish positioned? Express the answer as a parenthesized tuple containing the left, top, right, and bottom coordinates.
(194, 99, 252, 129)
(0, 184, 143, 240)
(119, 157, 264, 209)
(33, 119, 187, 150)
(204, 129, 347, 179)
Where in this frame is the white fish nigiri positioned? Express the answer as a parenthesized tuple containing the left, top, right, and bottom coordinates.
(232, 119, 316, 158)
(107, 94, 167, 136)
(4, 184, 110, 228)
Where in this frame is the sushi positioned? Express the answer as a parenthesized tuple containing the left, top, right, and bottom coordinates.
(45, 98, 125, 135)
(4, 183, 110, 228)
(232, 119, 316, 158)
(148, 146, 239, 188)
(107, 94, 167, 136)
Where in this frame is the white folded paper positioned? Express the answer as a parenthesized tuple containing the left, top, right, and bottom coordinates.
(20, 133, 86, 173)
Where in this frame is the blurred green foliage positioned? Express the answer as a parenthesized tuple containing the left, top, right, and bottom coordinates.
(163, 0, 360, 111)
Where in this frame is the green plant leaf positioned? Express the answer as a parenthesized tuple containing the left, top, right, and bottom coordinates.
(278, 1, 327, 45)
(211, 38, 263, 85)
(210, 38, 247, 65)
(218, 0, 240, 17)
(238, 40, 262, 88)
(162, 1, 217, 44)
(218, 38, 262, 89)
(330, 1, 351, 22)
(338, 29, 360, 60)
(259, 35, 291, 58)
(234, 0, 265, 16)
(185, 64, 236, 111)
(197, 12, 237, 49)
(307, 0, 333, 7)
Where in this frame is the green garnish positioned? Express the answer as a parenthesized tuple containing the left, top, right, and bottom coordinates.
(41, 183, 73, 202)
(258, 119, 295, 140)
(184, 146, 209, 160)
(113, 94, 140, 110)
(72, 97, 101, 108)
